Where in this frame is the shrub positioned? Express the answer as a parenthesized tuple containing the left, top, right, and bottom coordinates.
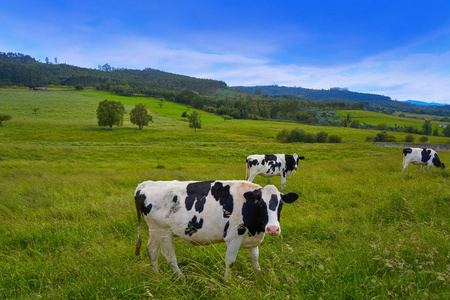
(287, 128, 306, 143)
(373, 131, 389, 142)
(328, 135, 342, 143)
(316, 131, 328, 143)
(405, 134, 415, 143)
(304, 133, 317, 143)
(419, 136, 428, 142)
(375, 123, 388, 131)
(75, 84, 84, 90)
(388, 135, 396, 142)
(276, 129, 290, 143)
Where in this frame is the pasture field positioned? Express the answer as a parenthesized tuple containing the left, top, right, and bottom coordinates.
(0, 89, 449, 299)
(335, 110, 447, 134)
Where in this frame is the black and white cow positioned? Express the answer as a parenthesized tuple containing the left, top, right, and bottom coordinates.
(402, 147, 445, 172)
(134, 180, 298, 278)
(246, 153, 305, 189)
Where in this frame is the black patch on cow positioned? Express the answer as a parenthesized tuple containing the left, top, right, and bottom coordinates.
(173, 195, 178, 203)
(277, 200, 284, 221)
(421, 148, 432, 162)
(247, 159, 260, 167)
(185, 181, 213, 212)
(237, 224, 246, 235)
(223, 221, 230, 239)
(285, 155, 297, 172)
(269, 194, 279, 211)
(403, 148, 413, 156)
(242, 190, 268, 236)
(185, 215, 204, 236)
(433, 153, 444, 168)
(264, 155, 281, 174)
(211, 182, 234, 218)
(135, 190, 152, 216)
(264, 154, 277, 162)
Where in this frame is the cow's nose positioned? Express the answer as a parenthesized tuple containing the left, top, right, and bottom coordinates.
(266, 226, 280, 236)
(294, 166, 298, 170)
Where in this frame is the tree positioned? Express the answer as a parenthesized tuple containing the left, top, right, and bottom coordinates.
(350, 120, 360, 128)
(432, 127, 439, 136)
(422, 120, 432, 135)
(222, 115, 232, 121)
(187, 111, 201, 132)
(96, 99, 125, 130)
(443, 125, 450, 137)
(130, 103, 152, 130)
(0, 113, 12, 126)
(75, 84, 84, 90)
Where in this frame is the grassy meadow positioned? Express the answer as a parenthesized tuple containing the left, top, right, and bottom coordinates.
(1, 89, 449, 299)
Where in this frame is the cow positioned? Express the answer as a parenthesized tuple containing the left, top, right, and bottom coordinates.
(245, 153, 305, 189)
(402, 148, 445, 172)
(134, 180, 299, 278)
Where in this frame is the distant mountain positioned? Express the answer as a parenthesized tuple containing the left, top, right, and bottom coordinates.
(403, 100, 446, 107)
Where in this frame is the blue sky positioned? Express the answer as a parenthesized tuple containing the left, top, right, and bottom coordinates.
(1, 0, 450, 104)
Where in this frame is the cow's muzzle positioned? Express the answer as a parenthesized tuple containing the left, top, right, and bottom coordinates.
(266, 226, 280, 236)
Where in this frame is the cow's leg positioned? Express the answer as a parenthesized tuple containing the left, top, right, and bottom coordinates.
(280, 176, 286, 189)
(159, 232, 183, 277)
(246, 172, 257, 183)
(402, 162, 409, 172)
(248, 246, 261, 272)
(146, 231, 160, 273)
(224, 237, 244, 278)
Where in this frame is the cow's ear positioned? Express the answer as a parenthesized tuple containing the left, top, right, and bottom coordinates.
(281, 193, 298, 204)
(244, 189, 262, 202)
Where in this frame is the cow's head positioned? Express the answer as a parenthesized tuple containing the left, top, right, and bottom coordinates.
(292, 153, 305, 170)
(432, 154, 445, 169)
(243, 185, 298, 237)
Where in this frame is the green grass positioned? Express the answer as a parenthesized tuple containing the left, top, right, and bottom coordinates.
(1, 90, 449, 299)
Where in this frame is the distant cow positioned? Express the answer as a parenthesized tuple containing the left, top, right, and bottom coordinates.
(134, 180, 298, 278)
(402, 148, 445, 172)
(246, 153, 305, 189)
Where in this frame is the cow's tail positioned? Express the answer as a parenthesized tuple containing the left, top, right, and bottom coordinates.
(135, 196, 142, 256)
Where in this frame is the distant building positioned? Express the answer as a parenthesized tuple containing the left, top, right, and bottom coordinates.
(439, 124, 448, 128)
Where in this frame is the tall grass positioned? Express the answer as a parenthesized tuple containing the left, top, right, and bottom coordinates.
(1, 90, 449, 299)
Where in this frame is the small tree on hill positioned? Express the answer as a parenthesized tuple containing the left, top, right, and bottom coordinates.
(96, 99, 125, 130)
(0, 114, 12, 126)
(443, 125, 450, 137)
(130, 103, 152, 130)
(188, 111, 201, 132)
(422, 120, 432, 135)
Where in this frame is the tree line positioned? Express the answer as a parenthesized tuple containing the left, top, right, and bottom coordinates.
(0, 56, 226, 95)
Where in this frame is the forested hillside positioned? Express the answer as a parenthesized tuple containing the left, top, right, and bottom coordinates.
(0, 52, 226, 95)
